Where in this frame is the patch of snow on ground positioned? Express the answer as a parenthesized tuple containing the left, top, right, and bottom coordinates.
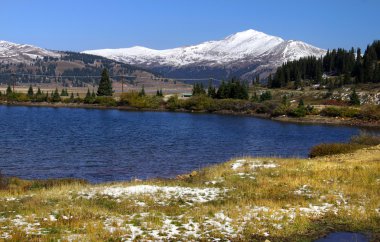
(231, 159, 246, 170)
(294, 185, 314, 198)
(79, 185, 227, 205)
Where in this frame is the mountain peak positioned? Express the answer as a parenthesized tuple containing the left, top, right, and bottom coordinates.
(0, 40, 60, 63)
(225, 29, 283, 42)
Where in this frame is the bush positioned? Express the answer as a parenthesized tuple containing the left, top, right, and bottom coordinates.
(213, 99, 254, 112)
(182, 95, 216, 111)
(166, 95, 183, 110)
(94, 96, 117, 106)
(320, 107, 360, 118)
(119, 92, 162, 109)
(309, 143, 366, 158)
(256, 101, 279, 115)
(350, 133, 380, 146)
(357, 105, 380, 121)
(288, 106, 307, 117)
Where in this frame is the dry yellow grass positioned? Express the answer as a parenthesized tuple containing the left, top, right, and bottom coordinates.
(0, 146, 379, 241)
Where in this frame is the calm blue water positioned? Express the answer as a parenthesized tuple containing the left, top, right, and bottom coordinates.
(0, 106, 374, 183)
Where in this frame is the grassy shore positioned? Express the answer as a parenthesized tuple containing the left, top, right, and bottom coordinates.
(0, 145, 379, 241)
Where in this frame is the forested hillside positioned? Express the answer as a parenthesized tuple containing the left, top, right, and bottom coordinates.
(269, 40, 380, 88)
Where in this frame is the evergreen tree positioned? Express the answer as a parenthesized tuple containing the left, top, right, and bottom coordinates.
(70, 92, 74, 100)
(298, 99, 304, 108)
(156, 89, 163, 97)
(84, 88, 92, 103)
(27, 85, 34, 97)
(51, 88, 61, 102)
(349, 89, 360, 105)
(192, 83, 206, 96)
(97, 68, 113, 96)
(207, 82, 216, 98)
(259, 91, 272, 102)
(36, 87, 42, 95)
(139, 85, 145, 97)
(6, 85, 12, 96)
(91, 90, 96, 98)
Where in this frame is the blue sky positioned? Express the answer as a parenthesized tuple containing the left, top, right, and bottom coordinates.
(1, 0, 379, 51)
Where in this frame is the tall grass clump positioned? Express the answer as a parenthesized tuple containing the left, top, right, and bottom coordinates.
(350, 132, 380, 146)
(0, 170, 8, 190)
(309, 143, 366, 158)
(309, 133, 380, 158)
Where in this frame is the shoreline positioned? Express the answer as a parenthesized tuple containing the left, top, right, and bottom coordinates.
(1, 146, 379, 241)
(1, 101, 380, 128)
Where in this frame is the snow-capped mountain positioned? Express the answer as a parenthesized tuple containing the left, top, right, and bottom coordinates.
(83, 29, 326, 81)
(0, 40, 60, 63)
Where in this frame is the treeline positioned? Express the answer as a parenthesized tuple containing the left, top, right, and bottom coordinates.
(193, 78, 249, 99)
(270, 40, 380, 88)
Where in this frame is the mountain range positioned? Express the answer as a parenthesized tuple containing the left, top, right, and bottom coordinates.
(0, 29, 326, 86)
(83, 29, 326, 82)
(0, 41, 161, 88)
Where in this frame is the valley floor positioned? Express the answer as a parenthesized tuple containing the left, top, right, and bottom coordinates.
(0, 146, 379, 241)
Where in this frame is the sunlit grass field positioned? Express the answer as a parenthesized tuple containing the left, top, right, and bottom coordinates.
(0, 145, 379, 241)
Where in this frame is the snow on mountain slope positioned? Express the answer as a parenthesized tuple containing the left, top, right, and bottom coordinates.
(84, 29, 326, 80)
(0, 40, 60, 63)
(83, 29, 292, 67)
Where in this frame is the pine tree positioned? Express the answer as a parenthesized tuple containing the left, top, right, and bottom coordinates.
(36, 87, 42, 95)
(259, 91, 272, 102)
(6, 85, 12, 96)
(349, 89, 360, 105)
(51, 88, 61, 102)
(84, 88, 92, 103)
(298, 99, 304, 108)
(192, 83, 206, 96)
(139, 85, 145, 97)
(207, 82, 216, 98)
(27, 85, 34, 97)
(97, 68, 113, 96)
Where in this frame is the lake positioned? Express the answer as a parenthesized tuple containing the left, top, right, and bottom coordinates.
(0, 105, 375, 183)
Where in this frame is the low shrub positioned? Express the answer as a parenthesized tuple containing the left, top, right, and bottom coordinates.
(350, 133, 380, 146)
(288, 106, 307, 117)
(357, 105, 380, 121)
(321, 99, 348, 106)
(182, 95, 216, 111)
(166, 95, 184, 110)
(94, 96, 117, 106)
(214, 99, 255, 112)
(119, 92, 162, 109)
(309, 143, 366, 158)
(256, 101, 279, 115)
(320, 106, 360, 118)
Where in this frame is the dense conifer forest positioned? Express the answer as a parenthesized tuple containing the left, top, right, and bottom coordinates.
(269, 40, 380, 88)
